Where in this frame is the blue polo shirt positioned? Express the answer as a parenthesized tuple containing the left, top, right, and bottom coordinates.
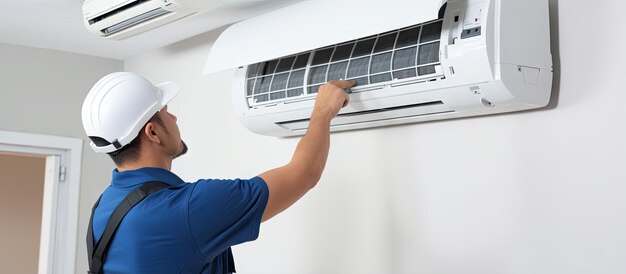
(91, 167, 269, 273)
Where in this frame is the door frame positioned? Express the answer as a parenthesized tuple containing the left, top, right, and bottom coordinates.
(0, 130, 83, 274)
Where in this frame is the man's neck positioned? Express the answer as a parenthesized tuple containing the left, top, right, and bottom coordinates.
(117, 159, 172, 172)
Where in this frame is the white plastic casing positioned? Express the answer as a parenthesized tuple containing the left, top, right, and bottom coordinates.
(205, 0, 553, 137)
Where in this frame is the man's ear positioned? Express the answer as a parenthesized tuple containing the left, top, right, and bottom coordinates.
(143, 122, 161, 144)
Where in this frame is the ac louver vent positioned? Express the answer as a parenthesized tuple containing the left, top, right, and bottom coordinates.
(276, 101, 454, 131)
(245, 18, 445, 108)
(102, 8, 171, 35)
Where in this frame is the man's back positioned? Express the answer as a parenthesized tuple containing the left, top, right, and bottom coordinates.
(91, 167, 268, 273)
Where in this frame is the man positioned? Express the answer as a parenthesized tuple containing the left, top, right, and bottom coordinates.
(82, 71, 354, 273)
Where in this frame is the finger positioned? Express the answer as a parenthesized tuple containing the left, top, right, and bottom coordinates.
(342, 92, 350, 108)
(328, 79, 356, 90)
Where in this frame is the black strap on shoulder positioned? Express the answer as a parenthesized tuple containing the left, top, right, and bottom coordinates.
(227, 247, 236, 273)
(87, 182, 169, 274)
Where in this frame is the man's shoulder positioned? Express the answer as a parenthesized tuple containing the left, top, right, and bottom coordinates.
(189, 177, 267, 193)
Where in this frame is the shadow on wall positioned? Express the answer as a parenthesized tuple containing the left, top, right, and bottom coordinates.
(545, 0, 561, 110)
(161, 25, 230, 58)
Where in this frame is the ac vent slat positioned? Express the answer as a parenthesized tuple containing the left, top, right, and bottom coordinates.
(276, 100, 454, 131)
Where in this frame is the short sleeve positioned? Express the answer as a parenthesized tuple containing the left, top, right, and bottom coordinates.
(187, 176, 269, 260)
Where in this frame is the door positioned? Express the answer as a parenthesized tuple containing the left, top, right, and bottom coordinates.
(0, 130, 82, 274)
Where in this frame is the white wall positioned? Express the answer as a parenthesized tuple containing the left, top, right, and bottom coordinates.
(0, 43, 122, 273)
(124, 0, 626, 273)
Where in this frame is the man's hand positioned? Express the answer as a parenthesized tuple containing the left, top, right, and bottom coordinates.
(312, 80, 356, 120)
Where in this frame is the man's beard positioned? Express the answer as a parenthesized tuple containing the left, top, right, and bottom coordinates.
(175, 140, 188, 159)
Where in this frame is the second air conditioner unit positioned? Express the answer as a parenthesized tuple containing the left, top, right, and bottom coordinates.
(83, 0, 222, 40)
(203, 0, 553, 137)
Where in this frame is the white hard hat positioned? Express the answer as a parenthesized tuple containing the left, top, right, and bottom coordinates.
(81, 72, 179, 153)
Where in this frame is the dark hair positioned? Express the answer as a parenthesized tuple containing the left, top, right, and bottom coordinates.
(89, 113, 166, 166)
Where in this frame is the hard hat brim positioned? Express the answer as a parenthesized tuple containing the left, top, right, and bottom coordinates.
(156, 81, 179, 107)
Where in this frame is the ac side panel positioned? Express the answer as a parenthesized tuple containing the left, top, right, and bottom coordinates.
(232, 68, 248, 118)
(497, 63, 552, 107)
(498, 0, 552, 70)
(494, 0, 552, 107)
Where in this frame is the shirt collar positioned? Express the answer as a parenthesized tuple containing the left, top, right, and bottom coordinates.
(111, 167, 186, 188)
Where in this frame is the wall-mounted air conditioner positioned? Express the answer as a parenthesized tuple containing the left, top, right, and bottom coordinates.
(203, 0, 553, 137)
(83, 0, 222, 40)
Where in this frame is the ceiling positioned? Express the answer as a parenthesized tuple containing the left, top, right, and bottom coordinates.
(0, 0, 301, 60)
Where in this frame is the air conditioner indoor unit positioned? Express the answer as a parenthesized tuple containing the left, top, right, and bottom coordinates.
(203, 0, 553, 137)
(83, 0, 223, 40)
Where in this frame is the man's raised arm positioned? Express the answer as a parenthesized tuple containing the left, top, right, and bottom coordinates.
(259, 80, 355, 222)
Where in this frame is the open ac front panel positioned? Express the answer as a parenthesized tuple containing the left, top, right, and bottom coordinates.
(225, 0, 553, 137)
